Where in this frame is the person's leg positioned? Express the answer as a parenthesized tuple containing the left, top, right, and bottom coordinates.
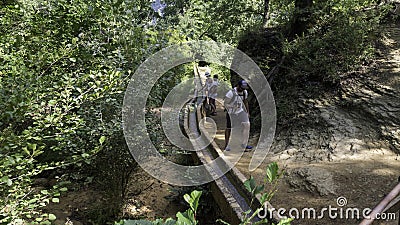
(224, 112, 231, 150)
(237, 111, 252, 150)
(224, 128, 231, 150)
(210, 98, 216, 115)
(242, 122, 250, 147)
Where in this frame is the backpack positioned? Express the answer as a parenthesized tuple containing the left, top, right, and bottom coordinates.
(224, 88, 247, 113)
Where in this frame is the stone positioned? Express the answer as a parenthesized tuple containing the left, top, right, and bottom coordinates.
(287, 167, 336, 196)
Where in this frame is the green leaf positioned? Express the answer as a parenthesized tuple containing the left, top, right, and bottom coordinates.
(28, 198, 38, 204)
(164, 218, 177, 225)
(48, 100, 57, 106)
(276, 217, 294, 225)
(184, 190, 202, 212)
(254, 184, 264, 195)
(23, 147, 30, 155)
(51, 198, 59, 203)
(60, 187, 68, 192)
(16, 165, 23, 170)
(72, 37, 79, 44)
(28, 143, 37, 151)
(260, 193, 269, 204)
(176, 211, 193, 224)
(99, 136, 106, 145)
(183, 194, 191, 206)
(48, 213, 56, 221)
(244, 177, 252, 193)
(266, 162, 279, 183)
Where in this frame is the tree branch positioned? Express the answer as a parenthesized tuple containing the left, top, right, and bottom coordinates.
(266, 56, 286, 85)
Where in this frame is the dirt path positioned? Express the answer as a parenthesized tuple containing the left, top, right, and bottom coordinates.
(206, 24, 400, 225)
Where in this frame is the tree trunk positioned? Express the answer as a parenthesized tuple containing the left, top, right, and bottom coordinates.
(263, 0, 270, 27)
(289, 0, 313, 38)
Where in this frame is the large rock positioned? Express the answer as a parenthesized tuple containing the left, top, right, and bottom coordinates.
(287, 167, 336, 196)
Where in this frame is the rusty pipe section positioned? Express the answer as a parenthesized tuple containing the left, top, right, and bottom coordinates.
(359, 181, 400, 225)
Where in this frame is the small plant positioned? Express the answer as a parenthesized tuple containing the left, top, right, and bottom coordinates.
(116, 190, 202, 225)
(116, 163, 292, 225)
(218, 162, 292, 225)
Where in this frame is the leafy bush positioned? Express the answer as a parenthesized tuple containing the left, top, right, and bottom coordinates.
(281, 0, 387, 85)
(0, 0, 166, 223)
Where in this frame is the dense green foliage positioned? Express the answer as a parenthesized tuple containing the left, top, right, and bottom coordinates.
(280, 0, 391, 84)
(0, 0, 158, 223)
(0, 0, 395, 223)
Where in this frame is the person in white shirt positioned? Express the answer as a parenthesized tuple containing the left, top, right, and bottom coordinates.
(207, 75, 219, 116)
(223, 80, 252, 151)
(201, 72, 215, 116)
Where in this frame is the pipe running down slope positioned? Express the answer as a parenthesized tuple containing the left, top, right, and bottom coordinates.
(181, 65, 281, 224)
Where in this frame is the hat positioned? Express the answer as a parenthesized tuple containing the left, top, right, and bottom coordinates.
(205, 72, 211, 77)
(237, 80, 249, 89)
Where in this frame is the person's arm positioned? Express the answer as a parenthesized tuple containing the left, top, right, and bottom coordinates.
(244, 91, 250, 117)
(224, 91, 234, 110)
(200, 82, 208, 98)
(244, 99, 249, 114)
